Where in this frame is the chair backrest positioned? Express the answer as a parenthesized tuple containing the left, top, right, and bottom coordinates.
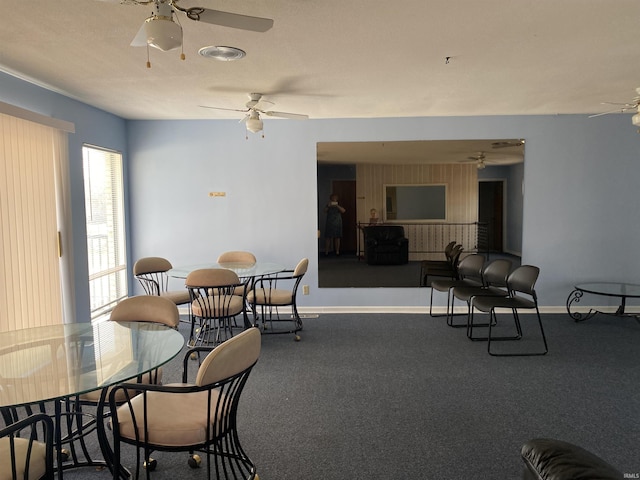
(444, 241, 457, 254)
(507, 265, 540, 297)
(293, 258, 309, 277)
(216, 251, 257, 264)
(186, 268, 241, 289)
(449, 245, 464, 267)
(133, 257, 173, 296)
(457, 254, 485, 280)
(110, 295, 180, 328)
(195, 327, 261, 386)
(481, 259, 513, 287)
(133, 256, 172, 275)
(0, 413, 54, 480)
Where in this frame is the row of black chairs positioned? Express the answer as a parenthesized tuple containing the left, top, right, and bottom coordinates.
(427, 251, 548, 356)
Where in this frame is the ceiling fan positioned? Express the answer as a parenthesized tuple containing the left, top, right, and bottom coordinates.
(100, 0, 273, 59)
(589, 87, 640, 123)
(465, 152, 489, 170)
(200, 93, 309, 135)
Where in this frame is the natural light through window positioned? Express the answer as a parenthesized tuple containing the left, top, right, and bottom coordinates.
(82, 145, 127, 320)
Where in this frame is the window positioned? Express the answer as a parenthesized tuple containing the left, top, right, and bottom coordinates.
(82, 145, 127, 319)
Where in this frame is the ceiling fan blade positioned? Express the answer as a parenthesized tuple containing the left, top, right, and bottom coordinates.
(184, 7, 274, 32)
(200, 105, 249, 113)
(130, 21, 149, 47)
(588, 108, 630, 118)
(263, 111, 309, 120)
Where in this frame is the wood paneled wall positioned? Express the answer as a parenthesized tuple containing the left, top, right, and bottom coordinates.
(356, 163, 479, 259)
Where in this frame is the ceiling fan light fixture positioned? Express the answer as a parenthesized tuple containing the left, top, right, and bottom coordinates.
(246, 116, 263, 133)
(477, 161, 486, 170)
(145, 15, 183, 51)
(632, 112, 640, 127)
(198, 46, 246, 61)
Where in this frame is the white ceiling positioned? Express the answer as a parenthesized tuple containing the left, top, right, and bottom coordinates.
(1, 1, 639, 162)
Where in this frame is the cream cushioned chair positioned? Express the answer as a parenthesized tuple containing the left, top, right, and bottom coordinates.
(80, 295, 180, 403)
(133, 257, 191, 313)
(216, 251, 257, 302)
(0, 413, 53, 480)
(109, 327, 261, 480)
(247, 258, 308, 341)
(186, 269, 245, 348)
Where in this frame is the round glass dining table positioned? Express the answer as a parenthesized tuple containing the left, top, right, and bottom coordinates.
(167, 261, 284, 279)
(0, 321, 185, 408)
(0, 321, 185, 479)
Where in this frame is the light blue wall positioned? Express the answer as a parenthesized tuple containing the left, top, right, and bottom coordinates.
(128, 115, 640, 309)
(3, 71, 639, 314)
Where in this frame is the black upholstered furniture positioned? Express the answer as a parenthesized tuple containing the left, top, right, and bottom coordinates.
(521, 438, 622, 480)
(363, 225, 409, 265)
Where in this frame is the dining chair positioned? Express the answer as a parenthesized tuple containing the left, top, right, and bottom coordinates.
(109, 327, 261, 480)
(246, 258, 308, 341)
(0, 413, 54, 480)
(429, 253, 485, 323)
(133, 256, 191, 322)
(471, 265, 549, 356)
(186, 268, 246, 348)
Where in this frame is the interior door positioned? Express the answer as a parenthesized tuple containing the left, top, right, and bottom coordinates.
(331, 180, 357, 254)
(478, 181, 504, 253)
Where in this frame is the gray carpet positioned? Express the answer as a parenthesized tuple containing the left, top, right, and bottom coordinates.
(63, 312, 639, 479)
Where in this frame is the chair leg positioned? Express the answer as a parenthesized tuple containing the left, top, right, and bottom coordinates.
(466, 304, 500, 341)
(446, 290, 469, 327)
(488, 307, 548, 356)
(429, 287, 449, 318)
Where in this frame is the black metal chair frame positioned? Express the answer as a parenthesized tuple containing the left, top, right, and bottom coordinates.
(421, 245, 463, 287)
(187, 273, 246, 349)
(450, 259, 513, 331)
(109, 346, 258, 480)
(470, 265, 549, 356)
(250, 267, 305, 339)
(0, 412, 54, 480)
(429, 253, 485, 323)
(134, 257, 191, 325)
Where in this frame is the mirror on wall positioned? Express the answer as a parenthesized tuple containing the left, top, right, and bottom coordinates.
(316, 139, 525, 288)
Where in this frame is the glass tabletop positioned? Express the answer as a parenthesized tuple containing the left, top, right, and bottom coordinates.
(0, 321, 184, 408)
(168, 261, 285, 279)
(575, 282, 640, 298)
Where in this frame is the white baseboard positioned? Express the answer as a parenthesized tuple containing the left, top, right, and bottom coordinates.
(179, 305, 638, 316)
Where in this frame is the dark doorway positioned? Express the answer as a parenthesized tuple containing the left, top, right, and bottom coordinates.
(330, 180, 357, 254)
(478, 181, 504, 253)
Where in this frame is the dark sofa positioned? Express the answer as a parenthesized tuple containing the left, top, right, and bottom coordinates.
(363, 225, 409, 265)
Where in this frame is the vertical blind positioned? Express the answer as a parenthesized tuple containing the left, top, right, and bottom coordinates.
(82, 145, 127, 319)
(0, 113, 64, 331)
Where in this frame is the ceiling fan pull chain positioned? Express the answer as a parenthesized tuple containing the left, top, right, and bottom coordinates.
(146, 44, 151, 68)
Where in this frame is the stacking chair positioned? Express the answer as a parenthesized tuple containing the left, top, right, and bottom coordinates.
(429, 253, 485, 324)
(133, 257, 191, 321)
(472, 265, 549, 356)
(109, 327, 261, 480)
(247, 258, 308, 341)
(186, 268, 245, 348)
(451, 258, 513, 331)
(420, 244, 463, 287)
(0, 413, 54, 480)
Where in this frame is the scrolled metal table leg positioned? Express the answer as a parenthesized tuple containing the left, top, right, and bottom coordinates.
(566, 289, 597, 322)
